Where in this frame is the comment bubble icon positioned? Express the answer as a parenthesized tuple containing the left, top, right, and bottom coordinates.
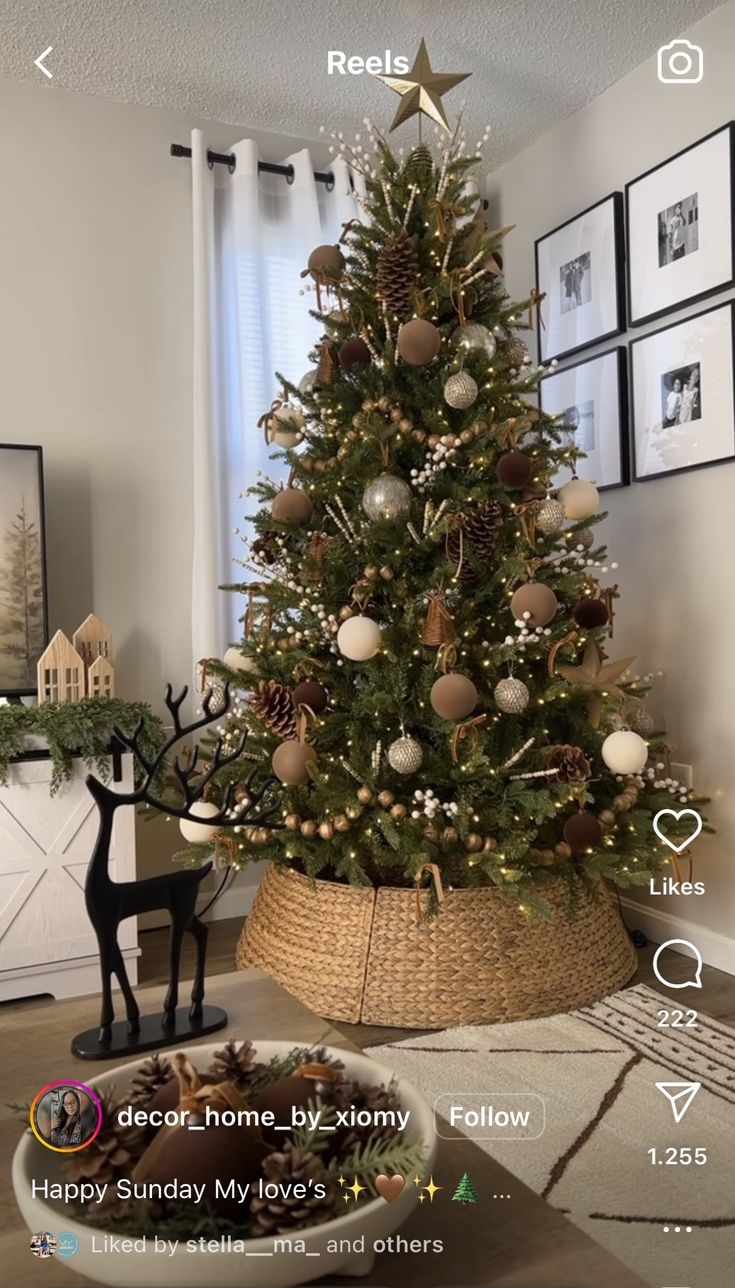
(652, 938, 703, 989)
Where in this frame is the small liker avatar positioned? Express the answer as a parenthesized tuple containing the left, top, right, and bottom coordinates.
(30, 1231, 58, 1258)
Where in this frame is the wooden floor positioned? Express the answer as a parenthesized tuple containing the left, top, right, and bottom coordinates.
(139, 915, 735, 1047)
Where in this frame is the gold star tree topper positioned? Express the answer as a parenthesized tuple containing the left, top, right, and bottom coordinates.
(374, 38, 471, 133)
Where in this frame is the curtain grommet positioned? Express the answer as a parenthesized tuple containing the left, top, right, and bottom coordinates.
(286, 164, 295, 185)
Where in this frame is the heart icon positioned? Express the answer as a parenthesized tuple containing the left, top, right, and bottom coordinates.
(375, 1173, 405, 1203)
(653, 808, 702, 854)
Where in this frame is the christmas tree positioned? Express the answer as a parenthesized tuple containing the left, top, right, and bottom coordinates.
(0, 498, 45, 688)
(451, 1172, 478, 1204)
(190, 51, 701, 917)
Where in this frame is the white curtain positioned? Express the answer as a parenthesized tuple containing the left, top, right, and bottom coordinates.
(189, 129, 361, 671)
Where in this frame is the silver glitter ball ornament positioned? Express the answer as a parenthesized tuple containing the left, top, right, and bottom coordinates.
(298, 368, 318, 396)
(362, 472, 412, 523)
(626, 704, 655, 737)
(444, 370, 478, 410)
(494, 677, 530, 714)
(565, 527, 594, 551)
(388, 736, 424, 774)
(450, 322, 497, 358)
(537, 497, 567, 535)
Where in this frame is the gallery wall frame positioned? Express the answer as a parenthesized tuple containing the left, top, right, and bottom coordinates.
(540, 346, 630, 492)
(629, 300, 735, 483)
(534, 192, 626, 364)
(625, 122, 735, 327)
(0, 444, 49, 698)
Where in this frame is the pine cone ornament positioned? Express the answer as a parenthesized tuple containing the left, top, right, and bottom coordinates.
(249, 1142, 336, 1236)
(377, 230, 419, 320)
(447, 500, 503, 580)
(549, 744, 591, 783)
(334, 1078, 399, 1150)
(315, 339, 338, 387)
(464, 500, 503, 557)
(128, 1053, 173, 1107)
(207, 1039, 267, 1090)
(250, 680, 297, 740)
(63, 1090, 151, 1217)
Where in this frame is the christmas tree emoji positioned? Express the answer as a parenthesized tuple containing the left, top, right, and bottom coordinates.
(451, 1172, 478, 1204)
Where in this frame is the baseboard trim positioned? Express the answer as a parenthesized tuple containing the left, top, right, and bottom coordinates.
(202, 881, 258, 922)
(620, 897, 735, 976)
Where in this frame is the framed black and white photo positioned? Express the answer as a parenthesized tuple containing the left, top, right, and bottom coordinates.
(0, 445, 48, 698)
(534, 193, 625, 363)
(626, 123, 735, 326)
(630, 301, 735, 482)
(540, 348, 629, 491)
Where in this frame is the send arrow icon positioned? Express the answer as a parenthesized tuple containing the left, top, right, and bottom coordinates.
(656, 1081, 701, 1123)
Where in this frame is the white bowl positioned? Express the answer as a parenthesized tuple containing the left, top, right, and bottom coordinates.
(13, 1040, 436, 1287)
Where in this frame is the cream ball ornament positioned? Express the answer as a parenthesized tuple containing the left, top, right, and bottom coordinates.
(443, 371, 478, 409)
(559, 476, 600, 520)
(298, 368, 318, 396)
(387, 736, 424, 774)
(362, 473, 412, 523)
(601, 730, 648, 775)
(179, 801, 221, 844)
(336, 615, 381, 661)
(268, 404, 305, 448)
(222, 645, 259, 677)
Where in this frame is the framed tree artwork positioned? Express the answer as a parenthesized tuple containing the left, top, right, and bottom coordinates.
(626, 123, 735, 326)
(0, 445, 49, 697)
(539, 347, 629, 491)
(534, 193, 625, 363)
(630, 301, 735, 482)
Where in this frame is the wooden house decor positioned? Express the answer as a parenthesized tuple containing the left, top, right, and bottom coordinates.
(73, 614, 113, 667)
(88, 655, 115, 698)
(37, 630, 86, 704)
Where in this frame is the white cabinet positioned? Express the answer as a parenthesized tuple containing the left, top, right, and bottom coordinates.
(0, 754, 138, 1001)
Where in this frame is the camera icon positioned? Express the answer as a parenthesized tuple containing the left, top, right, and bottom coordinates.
(657, 39, 703, 84)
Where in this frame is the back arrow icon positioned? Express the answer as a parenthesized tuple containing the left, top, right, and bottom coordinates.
(34, 46, 53, 79)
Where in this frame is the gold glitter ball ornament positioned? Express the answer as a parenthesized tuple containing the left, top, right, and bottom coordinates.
(493, 677, 530, 713)
(387, 736, 424, 774)
(443, 370, 478, 409)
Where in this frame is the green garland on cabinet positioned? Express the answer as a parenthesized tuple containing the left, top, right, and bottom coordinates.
(0, 698, 165, 794)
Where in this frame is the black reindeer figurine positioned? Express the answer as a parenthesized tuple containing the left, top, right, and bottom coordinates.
(71, 683, 273, 1059)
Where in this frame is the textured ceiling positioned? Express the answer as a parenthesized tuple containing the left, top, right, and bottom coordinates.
(0, 0, 721, 166)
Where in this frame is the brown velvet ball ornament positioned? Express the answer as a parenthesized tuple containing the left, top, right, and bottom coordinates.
(563, 811, 603, 854)
(271, 740, 317, 785)
(292, 679, 328, 714)
(251, 1075, 324, 1147)
(396, 318, 441, 366)
(572, 598, 609, 629)
(307, 244, 345, 281)
(338, 338, 372, 371)
(143, 1074, 216, 1139)
(496, 449, 533, 488)
(145, 1123, 268, 1220)
(272, 488, 314, 525)
(430, 673, 478, 720)
(510, 582, 558, 627)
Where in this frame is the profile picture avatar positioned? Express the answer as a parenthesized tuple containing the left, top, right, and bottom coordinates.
(657, 38, 703, 83)
(30, 1081, 102, 1153)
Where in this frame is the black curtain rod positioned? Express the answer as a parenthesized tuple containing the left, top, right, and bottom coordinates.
(170, 142, 489, 209)
(170, 143, 335, 187)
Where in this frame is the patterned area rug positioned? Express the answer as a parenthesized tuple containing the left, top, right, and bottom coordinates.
(366, 984, 735, 1288)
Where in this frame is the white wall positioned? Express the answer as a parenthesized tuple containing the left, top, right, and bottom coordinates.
(0, 76, 324, 905)
(486, 2, 735, 969)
